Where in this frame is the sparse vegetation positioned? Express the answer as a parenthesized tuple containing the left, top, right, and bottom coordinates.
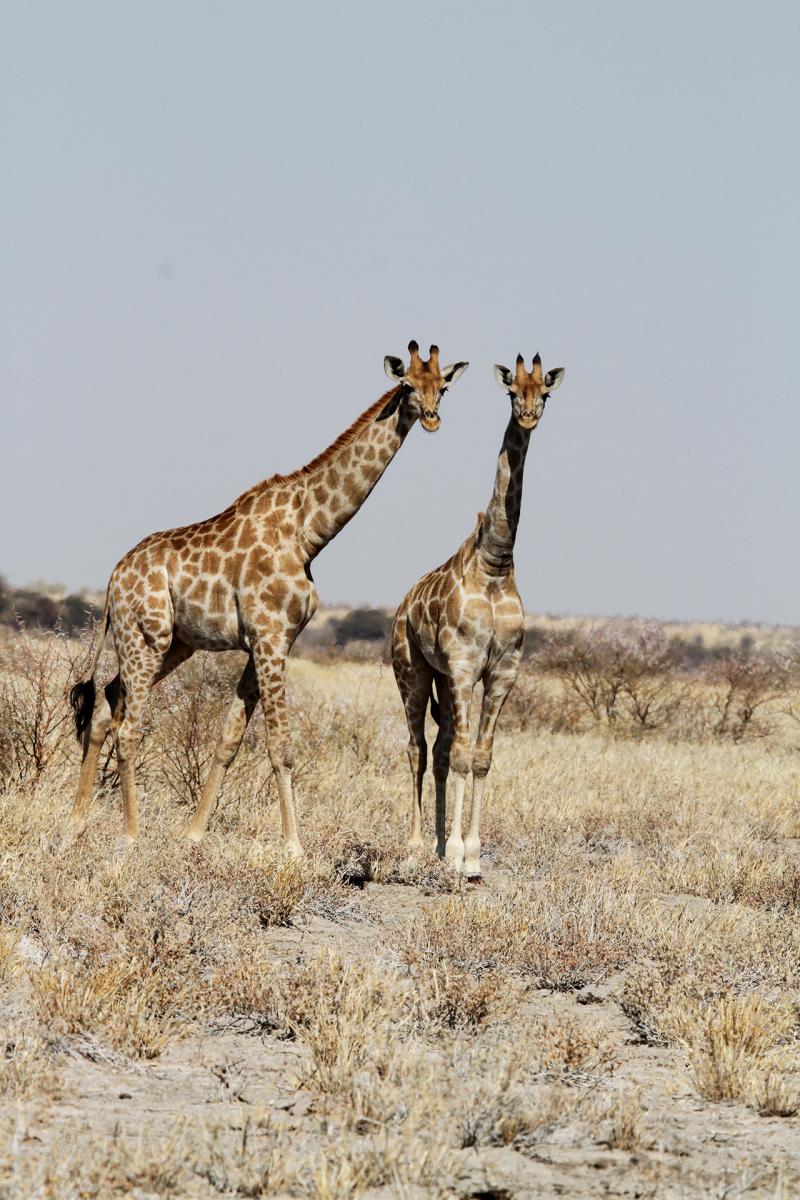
(0, 613, 797, 1195)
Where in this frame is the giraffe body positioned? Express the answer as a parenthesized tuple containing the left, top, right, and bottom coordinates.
(392, 353, 564, 877)
(68, 343, 467, 852)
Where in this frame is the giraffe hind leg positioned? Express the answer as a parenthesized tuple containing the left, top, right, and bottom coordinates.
(463, 665, 518, 880)
(113, 636, 193, 844)
(250, 637, 304, 858)
(62, 674, 122, 845)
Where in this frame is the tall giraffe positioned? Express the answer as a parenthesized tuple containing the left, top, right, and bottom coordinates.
(68, 342, 468, 854)
(392, 352, 564, 878)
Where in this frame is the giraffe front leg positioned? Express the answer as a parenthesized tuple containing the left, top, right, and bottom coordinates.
(114, 710, 145, 846)
(431, 674, 453, 860)
(112, 636, 187, 848)
(463, 775, 486, 881)
(252, 641, 304, 859)
(445, 772, 467, 873)
(464, 665, 519, 879)
(443, 674, 474, 874)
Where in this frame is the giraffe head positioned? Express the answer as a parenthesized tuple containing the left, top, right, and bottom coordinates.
(384, 341, 468, 432)
(493, 353, 565, 431)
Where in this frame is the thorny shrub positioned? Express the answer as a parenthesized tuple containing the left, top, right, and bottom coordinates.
(0, 627, 88, 789)
(709, 649, 789, 741)
(503, 620, 798, 743)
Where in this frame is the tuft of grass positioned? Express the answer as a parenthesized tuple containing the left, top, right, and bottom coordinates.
(664, 993, 796, 1103)
(288, 953, 417, 1124)
(420, 961, 515, 1030)
(747, 1069, 800, 1118)
(30, 959, 182, 1060)
(589, 1088, 649, 1150)
(455, 1053, 577, 1152)
(0, 1025, 61, 1099)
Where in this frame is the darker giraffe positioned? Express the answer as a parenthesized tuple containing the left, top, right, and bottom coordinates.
(392, 352, 564, 877)
(68, 342, 468, 854)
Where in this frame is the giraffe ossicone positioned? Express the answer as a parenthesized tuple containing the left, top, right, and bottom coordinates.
(392, 351, 565, 878)
(66, 341, 468, 854)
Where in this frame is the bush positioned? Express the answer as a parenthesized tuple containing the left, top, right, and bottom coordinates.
(59, 594, 101, 635)
(534, 621, 679, 734)
(0, 629, 85, 789)
(517, 624, 794, 743)
(0, 576, 11, 623)
(0, 579, 101, 635)
(144, 654, 256, 806)
(10, 591, 60, 631)
(330, 608, 391, 646)
(708, 650, 788, 742)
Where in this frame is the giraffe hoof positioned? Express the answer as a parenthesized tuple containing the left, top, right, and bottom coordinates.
(183, 828, 205, 845)
(284, 840, 305, 861)
(444, 842, 465, 874)
(465, 873, 483, 885)
(109, 835, 137, 865)
(49, 819, 87, 854)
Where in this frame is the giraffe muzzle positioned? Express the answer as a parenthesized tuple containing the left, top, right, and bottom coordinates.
(420, 410, 441, 432)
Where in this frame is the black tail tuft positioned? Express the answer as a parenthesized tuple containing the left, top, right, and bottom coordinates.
(69, 678, 96, 743)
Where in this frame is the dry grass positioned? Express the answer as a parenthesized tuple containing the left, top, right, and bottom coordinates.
(663, 993, 798, 1104)
(0, 625, 797, 1195)
(588, 1087, 649, 1150)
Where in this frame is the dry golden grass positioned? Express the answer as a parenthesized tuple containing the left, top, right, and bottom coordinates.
(0, 626, 798, 1195)
(663, 993, 799, 1104)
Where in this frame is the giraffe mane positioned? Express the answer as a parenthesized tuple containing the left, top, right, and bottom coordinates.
(233, 385, 404, 507)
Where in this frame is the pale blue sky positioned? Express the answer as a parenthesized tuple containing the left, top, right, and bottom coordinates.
(2, 1, 798, 624)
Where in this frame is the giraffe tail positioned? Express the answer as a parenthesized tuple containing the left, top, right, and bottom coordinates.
(429, 679, 441, 725)
(69, 591, 111, 742)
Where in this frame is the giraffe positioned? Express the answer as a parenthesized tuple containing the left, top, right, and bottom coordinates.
(392, 352, 564, 878)
(67, 341, 468, 854)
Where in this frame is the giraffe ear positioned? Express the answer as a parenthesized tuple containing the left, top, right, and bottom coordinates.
(494, 364, 513, 390)
(384, 356, 406, 382)
(544, 368, 565, 392)
(441, 361, 468, 386)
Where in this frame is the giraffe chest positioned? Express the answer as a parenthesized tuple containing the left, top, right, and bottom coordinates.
(411, 577, 523, 679)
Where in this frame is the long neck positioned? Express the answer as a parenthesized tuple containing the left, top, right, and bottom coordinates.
(299, 387, 414, 557)
(478, 417, 532, 575)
